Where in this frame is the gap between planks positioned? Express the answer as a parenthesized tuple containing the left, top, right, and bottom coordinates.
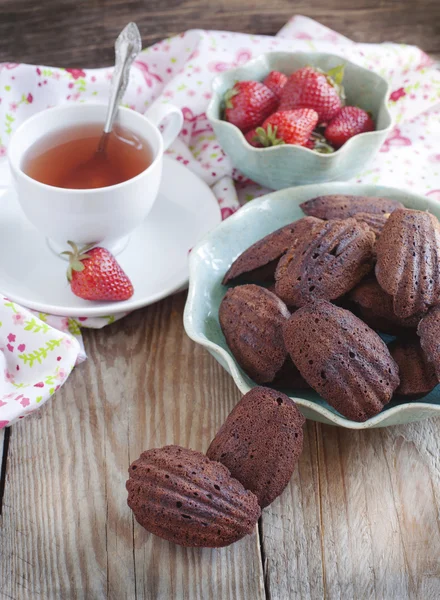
(0, 428, 10, 515)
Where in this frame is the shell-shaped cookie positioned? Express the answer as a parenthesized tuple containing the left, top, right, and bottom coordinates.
(350, 277, 422, 335)
(388, 336, 438, 399)
(418, 306, 440, 380)
(219, 284, 290, 383)
(275, 219, 375, 307)
(283, 300, 400, 422)
(126, 445, 261, 548)
(300, 194, 403, 220)
(207, 387, 305, 508)
(375, 209, 440, 318)
(222, 216, 322, 285)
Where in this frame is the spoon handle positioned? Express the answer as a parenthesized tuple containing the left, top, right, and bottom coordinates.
(101, 23, 142, 141)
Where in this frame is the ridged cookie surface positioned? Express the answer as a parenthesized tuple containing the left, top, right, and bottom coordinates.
(127, 445, 261, 547)
(283, 300, 400, 422)
(223, 217, 322, 285)
(375, 209, 440, 318)
(275, 219, 375, 307)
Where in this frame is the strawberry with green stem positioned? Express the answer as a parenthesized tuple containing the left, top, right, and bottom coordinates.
(63, 241, 134, 302)
(223, 80, 278, 133)
(253, 109, 319, 147)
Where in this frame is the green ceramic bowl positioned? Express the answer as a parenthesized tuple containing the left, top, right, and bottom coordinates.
(184, 183, 440, 429)
(207, 52, 393, 189)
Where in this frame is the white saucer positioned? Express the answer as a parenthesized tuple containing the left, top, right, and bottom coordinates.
(0, 157, 221, 317)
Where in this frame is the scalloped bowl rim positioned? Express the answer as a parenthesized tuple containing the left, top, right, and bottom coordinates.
(184, 183, 440, 430)
(206, 51, 394, 160)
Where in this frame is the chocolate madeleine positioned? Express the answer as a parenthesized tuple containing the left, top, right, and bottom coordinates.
(389, 336, 438, 399)
(207, 387, 305, 508)
(300, 194, 403, 220)
(350, 277, 422, 335)
(418, 306, 440, 380)
(219, 284, 290, 383)
(222, 217, 322, 285)
(127, 445, 260, 547)
(376, 209, 440, 318)
(275, 219, 375, 307)
(283, 300, 400, 422)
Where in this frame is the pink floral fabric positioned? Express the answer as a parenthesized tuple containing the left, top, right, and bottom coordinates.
(0, 15, 439, 426)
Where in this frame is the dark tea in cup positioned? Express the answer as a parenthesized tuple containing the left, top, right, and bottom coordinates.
(22, 123, 153, 189)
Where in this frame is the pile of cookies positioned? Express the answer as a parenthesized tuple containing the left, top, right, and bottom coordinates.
(125, 194, 440, 549)
(220, 194, 440, 422)
(126, 387, 304, 547)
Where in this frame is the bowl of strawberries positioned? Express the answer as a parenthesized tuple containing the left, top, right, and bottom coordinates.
(207, 52, 393, 189)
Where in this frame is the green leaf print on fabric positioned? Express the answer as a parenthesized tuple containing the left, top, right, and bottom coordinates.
(24, 318, 50, 334)
(19, 338, 63, 367)
(4, 301, 18, 313)
(67, 318, 81, 336)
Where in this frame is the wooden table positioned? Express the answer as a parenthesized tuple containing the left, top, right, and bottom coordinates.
(1, 2, 440, 599)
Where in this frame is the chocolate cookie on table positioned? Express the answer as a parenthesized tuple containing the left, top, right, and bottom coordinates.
(388, 336, 438, 399)
(349, 277, 422, 335)
(418, 305, 440, 379)
(126, 445, 261, 548)
(375, 209, 440, 318)
(207, 387, 305, 508)
(300, 194, 403, 220)
(222, 216, 322, 285)
(283, 300, 400, 422)
(275, 218, 375, 307)
(219, 284, 290, 383)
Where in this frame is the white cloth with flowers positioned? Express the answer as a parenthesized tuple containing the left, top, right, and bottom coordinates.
(0, 15, 439, 427)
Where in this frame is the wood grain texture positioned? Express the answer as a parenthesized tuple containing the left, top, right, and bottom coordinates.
(261, 419, 440, 599)
(259, 421, 324, 600)
(0, 0, 439, 67)
(0, 293, 265, 600)
(0, 429, 4, 471)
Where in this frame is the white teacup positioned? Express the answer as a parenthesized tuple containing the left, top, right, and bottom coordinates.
(8, 102, 183, 255)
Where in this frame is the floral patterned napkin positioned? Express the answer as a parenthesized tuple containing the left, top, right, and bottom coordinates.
(0, 15, 439, 427)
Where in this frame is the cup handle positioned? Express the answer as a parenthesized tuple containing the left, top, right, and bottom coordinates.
(144, 102, 183, 151)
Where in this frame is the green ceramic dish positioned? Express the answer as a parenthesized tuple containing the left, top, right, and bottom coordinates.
(207, 52, 393, 189)
(184, 183, 440, 429)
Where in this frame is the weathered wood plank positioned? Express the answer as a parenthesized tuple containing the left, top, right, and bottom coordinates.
(0, 293, 265, 600)
(259, 421, 325, 600)
(0, 0, 439, 67)
(318, 421, 440, 599)
(0, 429, 4, 473)
(262, 419, 440, 599)
(0, 429, 5, 512)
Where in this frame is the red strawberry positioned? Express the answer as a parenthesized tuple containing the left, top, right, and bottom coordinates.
(279, 65, 345, 123)
(324, 106, 375, 148)
(244, 128, 263, 148)
(224, 81, 278, 133)
(254, 109, 318, 147)
(263, 70, 288, 99)
(63, 241, 134, 302)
